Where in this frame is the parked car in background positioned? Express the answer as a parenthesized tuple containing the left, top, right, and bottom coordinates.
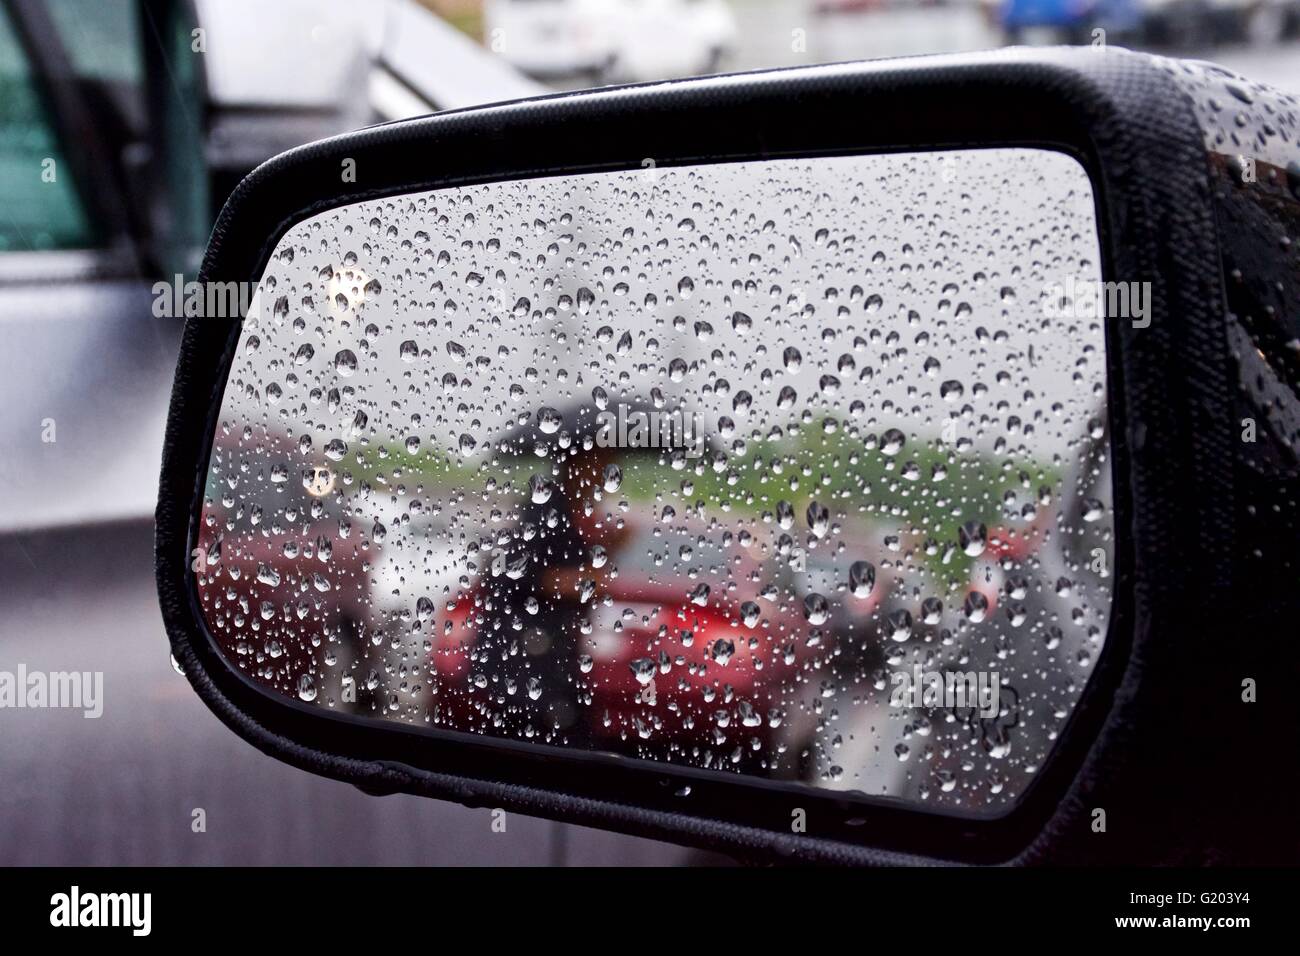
(1131, 0, 1295, 47)
(996, 0, 1143, 43)
(1204, 0, 1296, 43)
(483, 0, 737, 82)
(1137, 0, 1210, 46)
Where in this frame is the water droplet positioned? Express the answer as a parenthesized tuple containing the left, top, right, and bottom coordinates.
(630, 658, 656, 685)
(602, 463, 622, 493)
(334, 349, 357, 376)
(848, 560, 875, 598)
(806, 501, 829, 538)
(921, 597, 943, 624)
(537, 407, 563, 434)
(803, 592, 829, 625)
(958, 521, 987, 557)
(529, 474, 554, 504)
(963, 591, 989, 623)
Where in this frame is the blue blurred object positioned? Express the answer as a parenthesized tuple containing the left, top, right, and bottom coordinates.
(1000, 0, 1142, 38)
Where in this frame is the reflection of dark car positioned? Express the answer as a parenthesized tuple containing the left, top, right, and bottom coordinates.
(903, 422, 1113, 797)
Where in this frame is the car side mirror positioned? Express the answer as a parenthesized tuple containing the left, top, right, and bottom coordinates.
(156, 48, 1300, 865)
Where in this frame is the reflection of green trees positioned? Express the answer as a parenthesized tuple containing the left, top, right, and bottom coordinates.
(352, 446, 470, 490)
(350, 445, 555, 507)
(615, 424, 1059, 585)
(337, 422, 1058, 587)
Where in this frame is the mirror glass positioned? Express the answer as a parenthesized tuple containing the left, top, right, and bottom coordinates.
(195, 148, 1114, 815)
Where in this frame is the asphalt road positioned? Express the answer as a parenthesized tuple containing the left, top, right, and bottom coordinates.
(0, 522, 717, 865)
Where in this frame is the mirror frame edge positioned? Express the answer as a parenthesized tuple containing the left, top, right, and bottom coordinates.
(155, 48, 1232, 865)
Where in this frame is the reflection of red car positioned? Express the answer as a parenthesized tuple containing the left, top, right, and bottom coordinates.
(584, 580, 779, 736)
(196, 517, 372, 701)
(421, 528, 817, 757)
(195, 430, 371, 705)
(424, 596, 474, 683)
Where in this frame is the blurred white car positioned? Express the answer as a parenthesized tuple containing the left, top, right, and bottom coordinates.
(484, 0, 738, 82)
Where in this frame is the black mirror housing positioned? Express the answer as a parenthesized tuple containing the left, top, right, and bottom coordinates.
(156, 47, 1300, 865)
